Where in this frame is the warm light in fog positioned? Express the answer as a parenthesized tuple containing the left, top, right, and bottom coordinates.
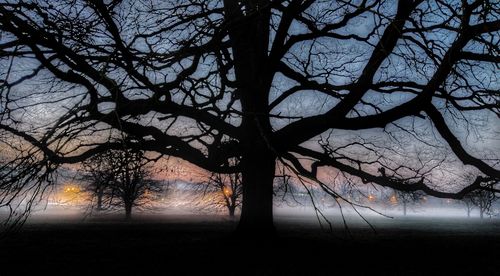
(223, 187, 232, 197)
(65, 186, 79, 193)
(51, 183, 86, 205)
(390, 195, 397, 204)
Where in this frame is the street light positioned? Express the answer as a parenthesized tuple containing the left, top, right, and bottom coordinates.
(223, 186, 232, 198)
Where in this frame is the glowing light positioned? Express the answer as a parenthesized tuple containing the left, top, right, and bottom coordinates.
(368, 195, 375, 201)
(390, 195, 397, 204)
(51, 183, 87, 206)
(223, 187, 232, 197)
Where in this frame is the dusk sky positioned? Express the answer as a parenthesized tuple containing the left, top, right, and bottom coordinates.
(0, 1, 499, 274)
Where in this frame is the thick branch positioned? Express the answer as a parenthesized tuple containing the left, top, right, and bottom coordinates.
(425, 104, 500, 178)
(291, 146, 497, 199)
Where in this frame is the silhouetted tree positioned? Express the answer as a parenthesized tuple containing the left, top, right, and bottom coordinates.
(82, 155, 113, 211)
(462, 189, 497, 218)
(458, 173, 498, 218)
(1, 0, 499, 235)
(392, 190, 425, 216)
(463, 196, 475, 218)
(83, 145, 162, 219)
(202, 171, 243, 217)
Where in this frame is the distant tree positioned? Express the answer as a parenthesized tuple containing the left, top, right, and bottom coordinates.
(462, 196, 475, 218)
(459, 173, 498, 218)
(377, 171, 426, 216)
(462, 189, 497, 219)
(391, 190, 425, 216)
(195, 150, 243, 217)
(83, 146, 163, 219)
(202, 171, 243, 217)
(82, 156, 114, 211)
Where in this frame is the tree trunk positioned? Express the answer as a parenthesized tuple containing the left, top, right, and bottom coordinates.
(224, 1, 274, 237)
(236, 150, 276, 237)
(403, 202, 407, 216)
(229, 206, 235, 218)
(467, 208, 470, 218)
(480, 209, 484, 219)
(125, 203, 132, 220)
(96, 187, 104, 211)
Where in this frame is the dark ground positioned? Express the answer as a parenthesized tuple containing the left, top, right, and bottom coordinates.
(1, 214, 499, 276)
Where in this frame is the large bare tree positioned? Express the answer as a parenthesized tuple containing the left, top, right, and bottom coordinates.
(1, 0, 499, 235)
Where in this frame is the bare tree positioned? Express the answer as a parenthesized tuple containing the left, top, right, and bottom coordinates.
(201, 171, 243, 217)
(1, 0, 499, 235)
(458, 173, 498, 218)
(463, 196, 475, 218)
(462, 189, 497, 218)
(82, 144, 163, 219)
(82, 155, 114, 212)
(391, 190, 425, 216)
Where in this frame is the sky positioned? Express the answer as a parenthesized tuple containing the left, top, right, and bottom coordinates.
(0, 0, 499, 217)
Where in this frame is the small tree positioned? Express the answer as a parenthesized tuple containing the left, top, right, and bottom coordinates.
(459, 174, 498, 218)
(197, 143, 243, 217)
(83, 147, 162, 219)
(463, 190, 497, 219)
(82, 156, 114, 211)
(203, 171, 243, 217)
(463, 196, 475, 218)
(390, 190, 425, 216)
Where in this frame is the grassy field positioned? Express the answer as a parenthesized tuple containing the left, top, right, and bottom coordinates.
(1, 212, 499, 275)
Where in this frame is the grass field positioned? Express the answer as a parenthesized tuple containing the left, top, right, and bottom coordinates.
(1, 210, 499, 275)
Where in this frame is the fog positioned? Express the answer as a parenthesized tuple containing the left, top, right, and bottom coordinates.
(3, 180, 497, 236)
(18, 198, 498, 226)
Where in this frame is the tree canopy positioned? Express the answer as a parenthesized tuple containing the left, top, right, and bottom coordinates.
(0, 0, 499, 233)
